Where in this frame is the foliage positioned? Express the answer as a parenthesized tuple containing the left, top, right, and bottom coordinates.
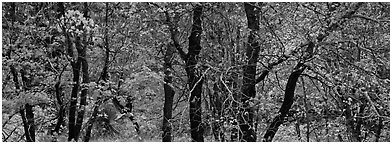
(2, 2, 389, 142)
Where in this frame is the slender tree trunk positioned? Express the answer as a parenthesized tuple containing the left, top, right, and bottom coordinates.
(375, 117, 383, 142)
(52, 2, 66, 135)
(7, 3, 35, 142)
(84, 3, 109, 141)
(68, 40, 81, 141)
(211, 82, 224, 141)
(264, 63, 306, 142)
(100, 2, 110, 82)
(60, 2, 82, 141)
(353, 104, 365, 141)
(53, 81, 65, 134)
(15, 68, 35, 142)
(186, 4, 204, 142)
(238, 2, 261, 142)
(10, 66, 30, 142)
(74, 3, 90, 140)
(20, 69, 35, 142)
(162, 44, 175, 142)
(83, 98, 109, 142)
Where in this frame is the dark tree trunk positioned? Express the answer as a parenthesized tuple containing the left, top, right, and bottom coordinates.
(344, 104, 356, 141)
(162, 44, 175, 142)
(8, 3, 35, 142)
(75, 3, 89, 140)
(83, 102, 100, 142)
(84, 3, 108, 141)
(263, 63, 306, 142)
(185, 4, 204, 142)
(375, 117, 383, 142)
(162, 4, 203, 141)
(211, 82, 224, 142)
(53, 81, 65, 134)
(13, 66, 34, 142)
(24, 104, 35, 142)
(20, 69, 35, 142)
(60, 2, 81, 141)
(67, 39, 81, 142)
(262, 3, 363, 142)
(52, 2, 66, 135)
(83, 98, 109, 142)
(100, 2, 110, 82)
(238, 2, 261, 142)
(353, 104, 365, 141)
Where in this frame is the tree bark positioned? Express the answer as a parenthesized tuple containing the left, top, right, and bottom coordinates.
(7, 3, 35, 142)
(74, 3, 90, 140)
(263, 63, 306, 142)
(83, 98, 109, 142)
(67, 48, 81, 141)
(20, 69, 35, 142)
(375, 117, 383, 142)
(52, 2, 66, 136)
(162, 44, 175, 142)
(353, 104, 365, 141)
(238, 2, 261, 142)
(186, 4, 204, 142)
(51, 67, 65, 134)
(100, 2, 110, 82)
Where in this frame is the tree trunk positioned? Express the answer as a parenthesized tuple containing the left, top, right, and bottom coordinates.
(60, 2, 82, 141)
(162, 44, 175, 142)
(67, 39, 81, 141)
(53, 81, 65, 134)
(8, 3, 35, 142)
(13, 71, 33, 142)
(353, 104, 365, 141)
(52, 2, 66, 136)
(83, 98, 109, 142)
(262, 3, 363, 142)
(11, 66, 33, 142)
(20, 69, 35, 142)
(211, 82, 225, 141)
(186, 4, 204, 142)
(84, 3, 108, 141)
(100, 2, 110, 82)
(75, 3, 89, 140)
(263, 63, 306, 142)
(375, 117, 383, 142)
(238, 2, 261, 142)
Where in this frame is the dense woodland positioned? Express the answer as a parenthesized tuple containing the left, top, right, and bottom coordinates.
(1, 2, 390, 142)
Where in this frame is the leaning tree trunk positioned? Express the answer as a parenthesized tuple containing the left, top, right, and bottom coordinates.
(263, 2, 363, 142)
(185, 4, 204, 142)
(263, 63, 306, 142)
(238, 2, 261, 142)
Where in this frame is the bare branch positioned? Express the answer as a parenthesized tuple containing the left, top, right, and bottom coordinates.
(352, 14, 389, 23)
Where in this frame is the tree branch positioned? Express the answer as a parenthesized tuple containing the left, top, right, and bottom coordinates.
(352, 14, 389, 23)
(255, 55, 289, 84)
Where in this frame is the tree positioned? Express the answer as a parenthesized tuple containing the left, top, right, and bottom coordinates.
(182, 4, 205, 142)
(237, 2, 262, 142)
(2, 2, 389, 142)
